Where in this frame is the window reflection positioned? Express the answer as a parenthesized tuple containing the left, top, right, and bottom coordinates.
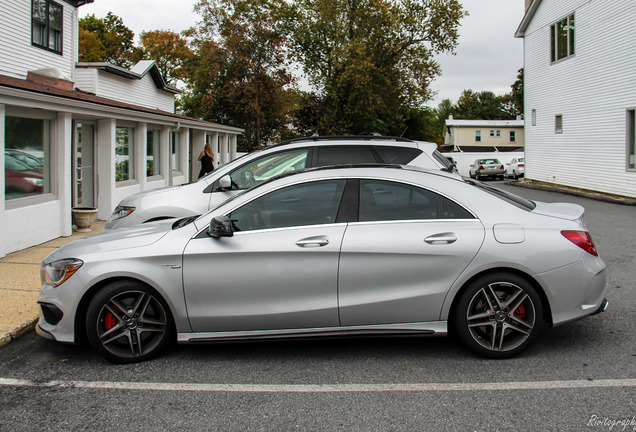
(4, 116, 50, 201)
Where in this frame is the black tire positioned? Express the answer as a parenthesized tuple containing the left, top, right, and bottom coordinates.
(86, 280, 174, 363)
(453, 273, 544, 359)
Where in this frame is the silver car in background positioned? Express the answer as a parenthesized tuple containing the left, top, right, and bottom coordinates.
(37, 165, 607, 363)
(469, 158, 505, 180)
(105, 136, 455, 230)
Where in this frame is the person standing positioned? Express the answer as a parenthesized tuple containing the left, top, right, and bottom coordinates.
(198, 143, 215, 178)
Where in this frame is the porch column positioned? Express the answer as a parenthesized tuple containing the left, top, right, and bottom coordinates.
(161, 126, 171, 185)
(229, 134, 237, 161)
(57, 112, 73, 236)
(180, 127, 189, 180)
(211, 132, 219, 168)
(96, 118, 116, 220)
(220, 133, 229, 165)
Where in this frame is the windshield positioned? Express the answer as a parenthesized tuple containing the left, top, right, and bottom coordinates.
(196, 153, 251, 183)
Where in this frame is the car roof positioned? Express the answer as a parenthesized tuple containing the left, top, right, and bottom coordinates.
(272, 135, 418, 148)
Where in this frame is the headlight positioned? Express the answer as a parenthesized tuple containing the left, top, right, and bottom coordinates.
(41, 259, 83, 287)
(110, 205, 135, 221)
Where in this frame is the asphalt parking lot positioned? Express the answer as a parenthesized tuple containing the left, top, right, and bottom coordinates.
(0, 182, 634, 431)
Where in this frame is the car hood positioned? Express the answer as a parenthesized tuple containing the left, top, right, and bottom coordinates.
(118, 185, 185, 204)
(531, 201, 585, 221)
(44, 220, 175, 263)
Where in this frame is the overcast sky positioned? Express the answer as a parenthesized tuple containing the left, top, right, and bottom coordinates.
(79, 0, 526, 107)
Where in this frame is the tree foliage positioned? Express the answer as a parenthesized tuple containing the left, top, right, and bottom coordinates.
(78, 12, 143, 67)
(181, 0, 295, 150)
(281, 0, 467, 135)
(139, 30, 194, 85)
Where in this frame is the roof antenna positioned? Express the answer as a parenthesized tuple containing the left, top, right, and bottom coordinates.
(399, 127, 408, 137)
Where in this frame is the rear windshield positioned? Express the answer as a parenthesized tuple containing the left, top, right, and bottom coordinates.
(479, 159, 501, 165)
(465, 178, 536, 211)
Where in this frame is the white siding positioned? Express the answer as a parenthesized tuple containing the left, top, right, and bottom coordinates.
(523, 0, 636, 198)
(74, 70, 175, 113)
(0, 0, 77, 79)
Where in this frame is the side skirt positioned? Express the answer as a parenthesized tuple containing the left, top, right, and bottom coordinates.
(178, 321, 448, 344)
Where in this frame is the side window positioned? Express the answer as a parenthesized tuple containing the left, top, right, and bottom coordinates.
(229, 149, 308, 190)
(374, 146, 422, 164)
(316, 146, 377, 166)
(229, 180, 346, 232)
(359, 180, 473, 222)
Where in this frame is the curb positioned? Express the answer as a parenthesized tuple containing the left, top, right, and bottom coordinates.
(508, 181, 636, 206)
(0, 317, 38, 348)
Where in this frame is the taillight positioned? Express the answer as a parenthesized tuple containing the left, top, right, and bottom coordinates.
(478, 165, 484, 171)
(561, 230, 599, 256)
(518, 163, 524, 167)
(499, 165, 504, 169)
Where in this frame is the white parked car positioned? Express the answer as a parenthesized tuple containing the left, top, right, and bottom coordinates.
(505, 157, 525, 179)
(104, 136, 456, 230)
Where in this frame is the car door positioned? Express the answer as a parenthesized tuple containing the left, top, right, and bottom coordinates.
(183, 179, 347, 332)
(338, 179, 485, 326)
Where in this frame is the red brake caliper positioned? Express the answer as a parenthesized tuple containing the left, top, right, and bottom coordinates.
(514, 304, 526, 319)
(104, 312, 116, 333)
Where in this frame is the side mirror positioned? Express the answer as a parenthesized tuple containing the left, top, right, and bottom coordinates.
(207, 215, 234, 238)
(218, 175, 232, 191)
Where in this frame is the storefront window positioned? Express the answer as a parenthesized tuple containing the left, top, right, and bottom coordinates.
(116, 126, 134, 182)
(171, 131, 180, 172)
(4, 116, 51, 200)
(147, 129, 161, 177)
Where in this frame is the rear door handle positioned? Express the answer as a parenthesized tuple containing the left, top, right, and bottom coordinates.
(424, 233, 458, 244)
(296, 236, 330, 247)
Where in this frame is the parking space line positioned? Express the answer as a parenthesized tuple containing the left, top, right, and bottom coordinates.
(1, 378, 635, 393)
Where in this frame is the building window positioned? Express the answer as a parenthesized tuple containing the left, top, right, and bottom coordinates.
(532, 109, 537, 126)
(146, 129, 161, 177)
(490, 130, 501, 137)
(551, 14, 575, 62)
(115, 126, 134, 182)
(475, 130, 482, 142)
(510, 131, 517, 143)
(171, 131, 181, 172)
(628, 110, 636, 170)
(32, 0, 63, 54)
(4, 116, 51, 201)
(555, 115, 563, 134)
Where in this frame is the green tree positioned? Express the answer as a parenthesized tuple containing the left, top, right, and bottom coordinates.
(182, 0, 295, 150)
(282, 0, 466, 135)
(139, 30, 194, 85)
(79, 12, 143, 67)
(453, 90, 515, 120)
(509, 68, 524, 117)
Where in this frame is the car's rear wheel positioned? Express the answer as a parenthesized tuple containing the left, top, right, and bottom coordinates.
(454, 273, 544, 358)
(86, 281, 174, 363)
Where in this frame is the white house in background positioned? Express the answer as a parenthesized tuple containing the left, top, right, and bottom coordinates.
(444, 116, 525, 152)
(0, 0, 243, 257)
(515, 0, 636, 198)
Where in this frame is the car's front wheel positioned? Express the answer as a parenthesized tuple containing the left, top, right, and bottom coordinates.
(86, 281, 174, 363)
(454, 273, 544, 358)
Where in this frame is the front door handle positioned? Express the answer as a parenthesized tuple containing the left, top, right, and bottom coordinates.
(296, 236, 330, 247)
(424, 233, 458, 244)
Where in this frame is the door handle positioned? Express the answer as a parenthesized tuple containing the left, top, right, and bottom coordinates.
(296, 236, 330, 247)
(424, 233, 458, 244)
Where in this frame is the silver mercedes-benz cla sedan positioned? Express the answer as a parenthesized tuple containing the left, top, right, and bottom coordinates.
(37, 165, 608, 363)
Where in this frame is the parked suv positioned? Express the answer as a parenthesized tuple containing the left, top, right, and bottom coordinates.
(105, 136, 456, 230)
